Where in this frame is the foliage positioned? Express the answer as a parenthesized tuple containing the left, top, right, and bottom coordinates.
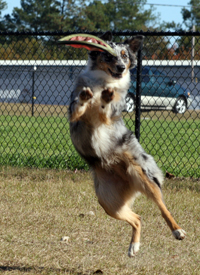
(0, 0, 6, 17)
(78, 0, 159, 32)
(105, 0, 158, 31)
(2, 0, 159, 32)
(2, 0, 197, 60)
(181, 0, 200, 30)
(0, 0, 7, 30)
(162, 0, 200, 60)
(0, 34, 89, 60)
(4, 0, 62, 32)
(0, 0, 165, 60)
(143, 34, 169, 60)
(3, 33, 197, 61)
(78, 0, 111, 31)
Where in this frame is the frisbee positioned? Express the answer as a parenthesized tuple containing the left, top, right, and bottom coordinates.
(58, 33, 117, 56)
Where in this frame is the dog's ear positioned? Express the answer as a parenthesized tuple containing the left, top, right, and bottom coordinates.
(100, 31, 112, 41)
(124, 35, 144, 53)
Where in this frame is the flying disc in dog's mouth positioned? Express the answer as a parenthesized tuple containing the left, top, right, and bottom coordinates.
(57, 34, 117, 56)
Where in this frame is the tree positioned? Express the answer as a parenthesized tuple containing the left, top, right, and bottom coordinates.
(177, 0, 200, 59)
(76, 0, 110, 31)
(0, 0, 6, 16)
(181, 0, 200, 30)
(3, 0, 160, 32)
(79, 0, 159, 32)
(105, 0, 158, 31)
(162, 1, 200, 60)
(142, 32, 170, 60)
(0, 0, 166, 60)
(0, 0, 7, 31)
(3, 0, 61, 32)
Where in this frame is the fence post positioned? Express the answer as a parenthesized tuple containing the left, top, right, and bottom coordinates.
(32, 65, 37, 116)
(135, 42, 143, 141)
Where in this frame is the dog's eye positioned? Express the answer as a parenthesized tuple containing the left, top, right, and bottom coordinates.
(121, 50, 128, 60)
(122, 53, 128, 59)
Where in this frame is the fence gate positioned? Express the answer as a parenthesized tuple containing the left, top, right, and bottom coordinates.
(0, 31, 199, 178)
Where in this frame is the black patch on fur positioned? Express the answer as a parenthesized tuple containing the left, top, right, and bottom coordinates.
(100, 31, 112, 41)
(88, 51, 100, 61)
(82, 155, 101, 167)
(124, 36, 144, 52)
(117, 130, 133, 146)
(73, 143, 101, 167)
(142, 154, 148, 161)
(142, 168, 161, 190)
(153, 177, 161, 189)
(70, 120, 81, 133)
(69, 101, 75, 115)
(102, 52, 115, 63)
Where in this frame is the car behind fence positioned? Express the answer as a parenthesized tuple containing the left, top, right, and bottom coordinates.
(0, 31, 199, 178)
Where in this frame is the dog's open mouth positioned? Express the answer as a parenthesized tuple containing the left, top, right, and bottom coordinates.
(108, 69, 123, 79)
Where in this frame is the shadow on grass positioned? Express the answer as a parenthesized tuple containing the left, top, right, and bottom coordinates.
(165, 178, 200, 193)
(0, 265, 103, 274)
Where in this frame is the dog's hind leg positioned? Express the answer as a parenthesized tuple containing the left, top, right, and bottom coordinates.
(119, 206, 142, 257)
(139, 178, 186, 240)
(99, 199, 142, 257)
(94, 169, 142, 257)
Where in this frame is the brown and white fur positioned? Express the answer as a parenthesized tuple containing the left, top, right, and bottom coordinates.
(68, 32, 186, 257)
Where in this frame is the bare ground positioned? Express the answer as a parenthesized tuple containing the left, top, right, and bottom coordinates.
(0, 167, 199, 275)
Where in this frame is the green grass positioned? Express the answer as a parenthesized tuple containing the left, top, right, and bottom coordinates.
(0, 111, 200, 177)
(0, 114, 86, 170)
(128, 117, 200, 178)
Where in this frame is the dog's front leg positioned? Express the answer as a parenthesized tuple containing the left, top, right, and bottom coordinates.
(69, 87, 93, 122)
(101, 87, 115, 107)
(99, 88, 115, 123)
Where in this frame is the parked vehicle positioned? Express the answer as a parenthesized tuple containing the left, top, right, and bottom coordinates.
(0, 89, 21, 103)
(125, 66, 192, 113)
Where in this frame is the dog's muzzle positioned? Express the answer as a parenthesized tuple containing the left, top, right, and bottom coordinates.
(116, 65, 126, 73)
(109, 65, 125, 79)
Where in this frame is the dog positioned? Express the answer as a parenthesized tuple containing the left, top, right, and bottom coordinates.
(68, 31, 186, 257)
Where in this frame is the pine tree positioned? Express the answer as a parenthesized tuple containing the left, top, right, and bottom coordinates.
(80, 0, 158, 31)
(0, 0, 7, 31)
(181, 0, 200, 30)
(4, 0, 61, 32)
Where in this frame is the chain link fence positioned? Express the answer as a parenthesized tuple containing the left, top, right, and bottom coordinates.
(0, 31, 199, 178)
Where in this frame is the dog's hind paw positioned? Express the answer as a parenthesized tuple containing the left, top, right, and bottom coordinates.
(128, 242, 140, 257)
(172, 229, 186, 240)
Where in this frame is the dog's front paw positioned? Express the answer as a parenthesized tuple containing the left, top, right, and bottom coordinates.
(101, 88, 115, 104)
(79, 87, 93, 103)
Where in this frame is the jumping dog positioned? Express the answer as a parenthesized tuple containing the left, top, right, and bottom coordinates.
(68, 32, 186, 256)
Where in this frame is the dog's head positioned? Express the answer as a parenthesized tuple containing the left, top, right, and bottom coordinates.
(88, 31, 143, 79)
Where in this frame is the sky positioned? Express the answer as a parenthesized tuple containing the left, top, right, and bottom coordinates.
(1, 0, 190, 27)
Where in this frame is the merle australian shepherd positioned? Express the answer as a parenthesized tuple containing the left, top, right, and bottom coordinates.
(68, 32, 186, 257)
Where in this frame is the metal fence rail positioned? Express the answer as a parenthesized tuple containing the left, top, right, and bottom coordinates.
(0, 31, 199, 177)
